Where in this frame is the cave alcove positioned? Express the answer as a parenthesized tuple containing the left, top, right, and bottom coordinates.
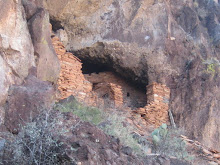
(81, 60, 111, 74)
(80, 59, 147, 108)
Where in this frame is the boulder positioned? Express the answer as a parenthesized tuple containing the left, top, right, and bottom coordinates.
(28, 8, 60, 83)
(4, 75, 56, 134)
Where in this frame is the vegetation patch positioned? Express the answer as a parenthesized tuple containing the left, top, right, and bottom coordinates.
(55, 98, 149, 156)
(55, 98, 103, 125)
(56, 98, 192, 160)
(2, 112, 69, 165)
(99, 114, 148, 155)
(202, 58, 220, 76)
(151, 124, 193, 161)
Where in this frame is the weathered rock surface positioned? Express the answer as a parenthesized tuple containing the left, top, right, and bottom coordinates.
(44, 0, 220, 149)
(0, 0, 61, 130)
(4, 74, 56, 134)
(0, 0, 35, 106)
(22, 0, 44, 20)
(27, 7, 60, 83)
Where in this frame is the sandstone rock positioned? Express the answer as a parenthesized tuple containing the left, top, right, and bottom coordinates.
(0, 0, 35, 106)
(0, 57, 9, 106)
(44, 0, 220, 149)
(28, 8, 60, 83)
(4, 75, 56, 134)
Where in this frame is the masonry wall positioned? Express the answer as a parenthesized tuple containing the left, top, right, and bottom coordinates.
(91, 82, 124, 107)
(146, 82, 170, 104)
(51, 36, 93, 102)
(136, 82, 170, 127)
(84, 72, 147, 108)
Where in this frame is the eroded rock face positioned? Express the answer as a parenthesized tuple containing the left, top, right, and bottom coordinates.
(44, 0, 220, 149)
(0, 0, 60, 129)
(44, 0, 167, 85)
(4, 74, 56, 134)
(28, 8, 60, 83)
(22, 0, 44, 20)
(0, 0, 35, 106)
(21, 0, 60, 83)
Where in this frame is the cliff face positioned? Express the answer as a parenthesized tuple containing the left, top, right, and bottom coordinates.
(0, 0, 60, 132)
(0, 0, 219, 157)
(0, 0, 35, 106)
(43, 0, 220, 149)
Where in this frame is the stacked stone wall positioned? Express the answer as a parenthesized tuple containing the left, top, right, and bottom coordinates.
(51, 36, 93, 101)
(136, 82, 170, 127)
(108, 83, 123, 107)
(146, 82, 170, 104)
(84, 72, 146, 108)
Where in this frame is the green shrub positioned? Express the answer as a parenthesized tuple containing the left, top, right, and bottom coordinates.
(193, 1, 199, 8)
(202, 58, 220, 76)
(56, 99, 149, 156)
(207, 63, 215, 74)
(151, 124, 193, 161)
(55, 99, 103, 125)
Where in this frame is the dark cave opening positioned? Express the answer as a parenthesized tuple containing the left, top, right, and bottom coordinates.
(72, 41, 148, 92)
(81, 61, 112, 74)
(80, 58, 147, 108)
(80, 59, 147, 93)
(50, 19, 64, 32)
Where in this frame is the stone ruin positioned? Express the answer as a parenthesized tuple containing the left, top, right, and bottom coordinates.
(84, 72, 146, 108)
(89, 82, 123, 108)
(51, 35, 95, 104)
(51, 32, 170, 128)
(135, 82, 170, 127)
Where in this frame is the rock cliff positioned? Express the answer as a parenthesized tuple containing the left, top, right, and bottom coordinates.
(0, 0, 35, 106)
(0, 0, 219, 163)
(0, 0, 60, 132)
(43, 0, 220, 149)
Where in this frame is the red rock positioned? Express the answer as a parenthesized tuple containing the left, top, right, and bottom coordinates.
(4, 75, 56, 134)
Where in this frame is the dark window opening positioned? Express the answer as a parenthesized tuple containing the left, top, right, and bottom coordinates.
(102, 93, 109, 98)
(127, 92, 130, 97)
(92, 83, 98, 90)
